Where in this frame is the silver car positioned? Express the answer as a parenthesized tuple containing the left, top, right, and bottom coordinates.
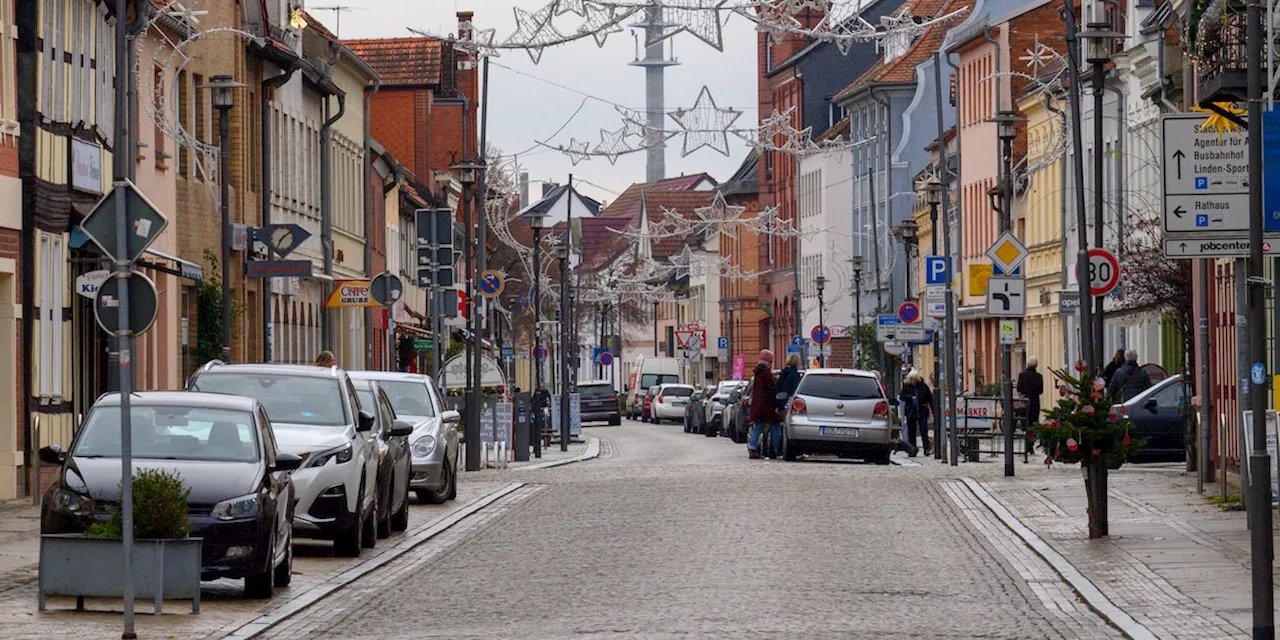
(705, 381, 746, 428)
(348, 372, 460, 504)
(781, 369, 892, 464)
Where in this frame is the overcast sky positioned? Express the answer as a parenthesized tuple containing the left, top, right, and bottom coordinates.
(325, 0, 758, 206)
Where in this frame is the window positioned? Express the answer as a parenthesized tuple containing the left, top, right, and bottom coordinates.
(828, 102, 846, 129)
(38, 232, 64, 400)
(797, 373, 884, 400)
(153, 65, 167, 167)
(375, 380, 437, 417)
(882, 30, 912, 63)
(74, 406, 260, 463)
(799, 169, 822, 219)
(190, 373, 349, 426)
(0, 0, 17, 123)
(177, 71, 190, 176)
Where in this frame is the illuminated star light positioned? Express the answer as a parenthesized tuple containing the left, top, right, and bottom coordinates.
(668, 85, 743, 157)
(1019, 36, 1056, 75)
(615, 106, 649, 138)
(647, 0, 730, 52)
(505, 1, 564, 64)
(578, 2, 634, 47)
(750, 0, 803, 44)
(594, 127, 632, 165)
(556, 0, 588, 16)
(564, 138, 591, 165)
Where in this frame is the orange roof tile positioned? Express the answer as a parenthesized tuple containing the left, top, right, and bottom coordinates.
(833, 0, 975, 102)
(644, 191, 716, 258)
(343, 37, 448, 87)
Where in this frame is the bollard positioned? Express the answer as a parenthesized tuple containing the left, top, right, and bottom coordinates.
(31, 416, 40, 506)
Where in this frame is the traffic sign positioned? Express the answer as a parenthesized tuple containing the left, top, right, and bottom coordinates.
(876, 315, 925, 342)
(478, 270, 505, 299)
(786, 344, 802, 355)
(811, 324, 831, 344)
(926, 301, 946, 319)
(897, 301, 921, 324)
(599, 351, 614, 366)
(413, 338, 434, 352)
(790, 335, 804, 347)
(1163, 237, 1279, 258)
(717, 336, 729, 350)
(533, 344, 548, 359)
(371, 273, 404, 307)
(985, 232, 1029, 275)
(924, 256, 950, 285)
(501, 346, 514, 359)
(1162, 113, 1250, 232)
(94, 272, 159, 337)
(1086, 249, 1120, 296)
(986, 277, 1027, 317)
(999, 319, 1019, 345)
(677, 347, 699, 364)
(925, 285, 945, 302)
(675, 329, 697, 349)
(80, 180, 169, 265)
(883, 341, 905, 356)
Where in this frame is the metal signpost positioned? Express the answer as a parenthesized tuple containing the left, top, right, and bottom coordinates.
(416, 208, 454, 393)
(985, 232, 1028, 479)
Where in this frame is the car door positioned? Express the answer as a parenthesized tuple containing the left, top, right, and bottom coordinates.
(1134, 379, 1187, 455)
(347, 376, 379, 509)
(377, 387, 410, 512)
(257, 405, 290, 559)
(426, 380, 456, 466)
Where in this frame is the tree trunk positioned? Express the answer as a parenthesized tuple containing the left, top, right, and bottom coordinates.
(1083, 458, 1109, 538)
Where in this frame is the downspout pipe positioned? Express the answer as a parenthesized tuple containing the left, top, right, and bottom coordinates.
(319, 49, 345, 351)
(260, 62, 301, 362)
(126, 2, 150, 182)
(360, 64, 381, 370)
(1043, 92, 1069, 367)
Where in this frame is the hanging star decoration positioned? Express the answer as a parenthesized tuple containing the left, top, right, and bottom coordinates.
(647, 0, 730, 52)
(691, 190, 747, 238)
(579, 2, 632, 47)
(455, 21, 499, 58)
(505, 2, 564, 64)
(615, 106, 649, 139)
(668, 86, 743, 157)
(289, 7, 308, 31)
(594, 127, 632, 165)
(556, 0, 588, 17)
(564, 138, 592, 165)
(752, 0, 804, 44)
(1019, 36, 1055, 75)
(745, 108, 818, 156)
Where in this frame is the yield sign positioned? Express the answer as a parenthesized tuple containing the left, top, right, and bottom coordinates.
(675, 329, 697, 349)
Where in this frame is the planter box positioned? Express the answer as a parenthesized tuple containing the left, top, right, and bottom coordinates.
(38, 534, 202, 614)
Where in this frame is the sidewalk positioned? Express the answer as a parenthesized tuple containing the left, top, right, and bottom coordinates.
(975, 463, 1268, 639)
(0, 499, 42, 576)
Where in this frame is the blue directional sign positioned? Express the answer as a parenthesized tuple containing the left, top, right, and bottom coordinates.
(717, 336, 729, 349)
(877, 314, 901, 327)
(786, 344, 802, 355)
(478, 270, 504, 299)
(1264, 109, 1280, 233)
(790, 335, 804, 347)
(924, 256, 950, 285)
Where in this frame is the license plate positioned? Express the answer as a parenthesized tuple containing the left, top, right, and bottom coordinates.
(673, 401, 687, 406)
(819, 426, 859, 437)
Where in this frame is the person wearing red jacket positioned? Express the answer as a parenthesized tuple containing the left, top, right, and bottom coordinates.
(747, 349, 780, 459)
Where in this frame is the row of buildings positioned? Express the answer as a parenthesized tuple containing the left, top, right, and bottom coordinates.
(6, 0, 484, 499)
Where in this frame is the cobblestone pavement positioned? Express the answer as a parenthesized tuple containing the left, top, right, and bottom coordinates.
(257, 421, 1113, 639)
(976, 464, 1273, 639)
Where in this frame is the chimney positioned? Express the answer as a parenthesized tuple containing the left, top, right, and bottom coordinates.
(520, 172, 530, 208)
(457, 11, 474, 40)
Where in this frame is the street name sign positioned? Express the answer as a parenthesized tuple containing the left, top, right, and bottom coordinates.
(1162, 114, 1250, 233)
(1163, 237, 1278, 258)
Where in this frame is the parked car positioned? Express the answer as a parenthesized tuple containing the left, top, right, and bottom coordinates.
(725, 372, 782, 443)
(641, 386, 659, 422)
(706, 381, 746, 433)
(350, 379, 414, 538)
(1113, 373, 1189, 462)
(40, 392, 301, 598)
(651, 384, 695, 423)
(684, 388, 708, 434)
(781, 369, 892, 464)
(348, 371, 459, 504)
(627, 356, 681, 419)
(578, 380, 622, 425)
(189, 363, 380, 557)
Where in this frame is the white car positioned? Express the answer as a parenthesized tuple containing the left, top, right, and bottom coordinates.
(705, 381, 746, 428)
(650, 384, 696, 423)
(189, 363, 381, 557)
(348, 371, 460, 504)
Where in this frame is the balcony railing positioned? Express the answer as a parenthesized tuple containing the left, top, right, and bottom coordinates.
(1195, 2, 1250, 104)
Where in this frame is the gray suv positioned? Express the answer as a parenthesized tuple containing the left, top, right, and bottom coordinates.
(781, 369, 892, 464)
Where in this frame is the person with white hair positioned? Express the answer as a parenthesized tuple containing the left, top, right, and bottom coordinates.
(898, 369, 933, 457)
(1017, 357, 1045, 453)
(1107, 349, 1152, 401)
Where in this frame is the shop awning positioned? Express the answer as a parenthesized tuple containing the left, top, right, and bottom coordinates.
(141, 248, 204, 281)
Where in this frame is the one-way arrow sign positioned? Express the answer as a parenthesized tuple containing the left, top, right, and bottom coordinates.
(1173, 205, 1185, 218)
(1172, 149, 1185, 179)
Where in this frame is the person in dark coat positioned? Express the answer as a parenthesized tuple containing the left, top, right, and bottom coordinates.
(1107, 349, 1152, 401)
(777, 354, 802, 400)
(1016, 357, 1045, 454)
(747, 349, 779, 459)
(898, 371, 933, 457)
(1101, 349, 1125, 386)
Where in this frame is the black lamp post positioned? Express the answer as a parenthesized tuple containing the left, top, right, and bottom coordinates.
(557, 234, 571, 451)
(453, 159, 485, 473)
(200, 75, 243, 363)
(523, 207, 546, 459)
(991, 109, 1024, 478)
(893, 220, 919, 369)
(815, 275, 827, 367)
(925, 177, 944, 459)
(850, 256, 864, 362)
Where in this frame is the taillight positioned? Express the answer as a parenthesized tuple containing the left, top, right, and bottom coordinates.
(791, 397, 807, 414)
(744, 398, 751, 407)
(874, 401, 889, 416)
(607, 395, 617, 403)
(657, 394, 665, 404)
(1112, 404, 1126, 416)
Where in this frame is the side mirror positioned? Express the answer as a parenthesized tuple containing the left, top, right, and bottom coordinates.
(38, 445, 64, 466)
(389, 419, 415, 438)
(1144, 398, 1159, 411)
(357, 410, 376, 432)
(272, 452, 303, 472)
(441, 410, 461, 424)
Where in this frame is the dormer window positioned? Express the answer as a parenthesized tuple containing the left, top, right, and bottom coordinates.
(883, 30, 912, 62)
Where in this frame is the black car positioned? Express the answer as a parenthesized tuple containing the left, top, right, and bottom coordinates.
(1115, 374, 1189, 462)
(351, 379, 415, 539)
(578, 381, 622, 425)
(40, 392, 301, 598)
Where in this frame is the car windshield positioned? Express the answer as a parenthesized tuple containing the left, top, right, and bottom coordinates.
(663, 387, 694, 397)
(718, 383, 742, 394)
(191, 373, 348, 427)
(375, 380, 436, 417)
(580, 384, 614, 398)
(797, 374, 883, 400)
(73, 405, 259, 463)
(640, 373, 679, 389)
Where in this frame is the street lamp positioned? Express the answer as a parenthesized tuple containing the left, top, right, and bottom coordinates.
(453, 159, 486, 473)
(849, 255, 864, 365)
(924, 176, 944, 459)
(893, 220, 919, 300)
(815, 275, 827, 367)
(199, 74, 243, 364)
(557, 233, 571, 451)
(991, 108, 1024, 478)
(1079, 19, 1125, 372)
(522, 208, 547, 459)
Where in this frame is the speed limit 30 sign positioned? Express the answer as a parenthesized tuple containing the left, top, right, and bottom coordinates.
(1086, 248, 1120, 296)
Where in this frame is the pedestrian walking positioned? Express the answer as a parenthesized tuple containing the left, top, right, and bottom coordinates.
(898, 371, 932, 457)
(748, 349, 780, 459)
(314, 350, 336, 367)
(1107, 349, 1152, 402)
(1016, 357, 1044, 454)
(1101, 349, 1125, 386)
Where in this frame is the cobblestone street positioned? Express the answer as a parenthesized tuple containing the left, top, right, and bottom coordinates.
(257, 421, 1111, 639)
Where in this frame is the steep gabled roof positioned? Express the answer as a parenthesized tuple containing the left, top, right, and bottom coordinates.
(598, 174, 717, 221)
(343, 37, 449, 87)
(833, 0, 974, 102)
(721, 150, 760, 198)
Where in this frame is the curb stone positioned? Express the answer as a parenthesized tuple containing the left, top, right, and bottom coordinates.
(514, 437, 600, 471)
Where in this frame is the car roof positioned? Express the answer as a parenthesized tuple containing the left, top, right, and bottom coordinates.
(197, 362, 344, 379)
(347, 371, 433, 384)
(1124, 373, 1183, 405)
(577, 380, 612, 386)
(660, 383, 694, 389)
(95, 391, 258, 412)
(799, 368, 879, 377)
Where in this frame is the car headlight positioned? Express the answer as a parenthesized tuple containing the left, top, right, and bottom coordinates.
(49, 486, 94, 516)
(307, 443, 353, 468)
(412, 435, 437, 457)
(211, 494, 260, 521)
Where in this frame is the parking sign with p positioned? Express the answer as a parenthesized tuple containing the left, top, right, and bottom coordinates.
(925, 256, 950, 285)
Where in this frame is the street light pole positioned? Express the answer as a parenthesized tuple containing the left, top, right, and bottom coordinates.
(1083, 17, 1121, 370)
(816, 275, 827, 367)
(559, 236, 571, 451)
(1061, 1, 1096, 374)
(850, 256, 863, 365)
(453, 160, 485, 473)
(993, 110, 1021, 478)
(524, 212, 546, 460)
(926, 178, 944, 460)
(203, 76, 239, 363)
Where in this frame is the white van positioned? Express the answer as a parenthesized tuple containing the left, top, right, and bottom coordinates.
(626, 356, 681, 419)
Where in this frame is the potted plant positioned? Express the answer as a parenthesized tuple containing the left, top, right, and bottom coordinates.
(39, 468, 203, 614)
(1031, 364, 1144, 539)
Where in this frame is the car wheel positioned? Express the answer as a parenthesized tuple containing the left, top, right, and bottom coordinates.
(704, 421, 717, 437)
(609, 415, 621, 426)
(424, 457, 452, 504)
(445, 453, 458, 501)
(361, 498, 377, 549)
(391, 474, 410, 533)
(333, 483, 365, 558)
(872, 448, 892, 465)
(244, 533, 276, 599)
(377, 476, 392, 539)
(782, 432, 798, 461)
(273, 526, 293, 588)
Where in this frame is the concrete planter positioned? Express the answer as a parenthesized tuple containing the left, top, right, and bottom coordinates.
(38, 534, 202, 614)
